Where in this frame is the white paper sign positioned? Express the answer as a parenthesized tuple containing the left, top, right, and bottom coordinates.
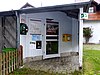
(30, 41, 36, 49)
(29, 19, 42, 34)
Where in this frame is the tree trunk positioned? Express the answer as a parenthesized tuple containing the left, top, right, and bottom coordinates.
(85, 37, 89, 44)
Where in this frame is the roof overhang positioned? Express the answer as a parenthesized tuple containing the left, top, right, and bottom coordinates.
(0, 1, 98, 19)
(18, 1, 92, 14)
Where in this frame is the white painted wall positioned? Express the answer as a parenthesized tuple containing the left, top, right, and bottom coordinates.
(20, 11, 79, 58)
(84, 20, 100, 44)
(72, 18, 79, 52)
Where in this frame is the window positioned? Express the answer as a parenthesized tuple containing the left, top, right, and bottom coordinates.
(89, 7, 94, 13)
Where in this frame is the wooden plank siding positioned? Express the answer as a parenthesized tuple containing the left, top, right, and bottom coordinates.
(0, 16, 17, 50)
(0, 17, 2, 50)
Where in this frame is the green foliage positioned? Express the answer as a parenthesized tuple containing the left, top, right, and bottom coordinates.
(83, 27, 93, 43)
(2, 48, 16, 52)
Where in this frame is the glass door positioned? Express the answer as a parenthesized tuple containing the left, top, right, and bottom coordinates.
(44, 19, 60, 59)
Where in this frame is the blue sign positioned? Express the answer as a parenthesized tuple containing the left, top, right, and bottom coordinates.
(32, 35, 42, 41)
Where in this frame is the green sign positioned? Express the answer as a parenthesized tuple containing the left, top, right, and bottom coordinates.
(81, 13, 88, 19)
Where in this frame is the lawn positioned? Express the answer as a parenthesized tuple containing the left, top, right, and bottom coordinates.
(9, 45, 100, 75)
(9, 68, 66, 75)
(9, 68, 81, 75)
(83, 45, 100, 75)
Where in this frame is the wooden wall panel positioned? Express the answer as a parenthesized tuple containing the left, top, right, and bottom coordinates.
(0, 18, 2, 50)
(4, 16, 17, 48)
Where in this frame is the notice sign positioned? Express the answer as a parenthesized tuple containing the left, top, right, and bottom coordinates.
(30, 41, 36, 49)
(80, 13, 88, 19)
(31, 35, 42, 41)
(29, 19, 42, 34)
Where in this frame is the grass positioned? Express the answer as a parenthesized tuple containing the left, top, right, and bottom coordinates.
(9, 68, 67, 75)
(9, 68, 82, 75)
(83, 45, 100, 75)
(2, 48, 16, 52)
(9, 45, 100, 75)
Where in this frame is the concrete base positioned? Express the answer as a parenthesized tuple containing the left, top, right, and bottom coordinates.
(24, 56, 43, 63)
(23, 52, 79, 73)
(24, 52, 79, 63)
(60, 52, 79, 57)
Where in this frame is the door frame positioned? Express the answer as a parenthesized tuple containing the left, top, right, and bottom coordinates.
(43, 19, 60, 59)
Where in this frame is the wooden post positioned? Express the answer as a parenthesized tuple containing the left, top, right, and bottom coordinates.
(2, 52, 6, 75)
(13, 51, 16, 70)
(5, 52, 8, 75)
(11, 51, 14, 72)
(8, 51, 11, 73)
(16, 50, 19, 68)
(21, 45, 23, 66)
(19, 50, 21, 66)
(79, 7, 83, 67)
(15, 50, 17, 69)
(0, 53, 2, 75)
(18, 45, 23, 67)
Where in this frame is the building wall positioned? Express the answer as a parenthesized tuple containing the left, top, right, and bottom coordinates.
(72, 18, 79, 52)
(0, 16, 17, 50)
(20, 11, 79, 59)
(84, 20, 100, 44)
(4, 16, 17, 48)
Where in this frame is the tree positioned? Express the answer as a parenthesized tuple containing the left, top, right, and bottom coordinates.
(83, 27, 93, 44)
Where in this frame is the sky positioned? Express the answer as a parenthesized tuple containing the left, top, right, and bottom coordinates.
(0, 0, 74, 11)
(0, 0, 99, 12)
